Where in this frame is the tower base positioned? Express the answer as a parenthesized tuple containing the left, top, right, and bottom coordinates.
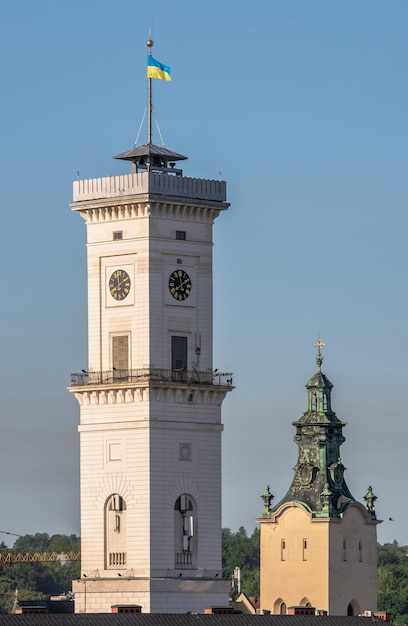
(72, 576, 230, 614)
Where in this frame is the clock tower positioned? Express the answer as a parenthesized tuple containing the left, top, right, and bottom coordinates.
(69, 41, 232, 614)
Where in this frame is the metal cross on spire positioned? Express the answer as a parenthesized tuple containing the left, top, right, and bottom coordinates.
(314, 337, 325, 371)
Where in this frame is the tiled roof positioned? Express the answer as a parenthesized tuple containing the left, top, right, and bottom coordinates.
(0, 614, 387, 626)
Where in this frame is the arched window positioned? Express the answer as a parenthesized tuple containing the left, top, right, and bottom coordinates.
(311, 393, 317, 411)
(274, 599, 286, 615)
(348, 600, 361, 616)
(323, 393, 328, 410)
(105, 494, 127, 569)
(280, 603, 287, 615)
(174, 494, 195, 567)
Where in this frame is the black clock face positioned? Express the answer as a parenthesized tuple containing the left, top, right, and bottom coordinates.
(169, 269, 192, 301)
(109, 269, 131, 301)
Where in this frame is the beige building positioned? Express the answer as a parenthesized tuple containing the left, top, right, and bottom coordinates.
(258, 342, 379, 616)
(68, 73, 233, 610)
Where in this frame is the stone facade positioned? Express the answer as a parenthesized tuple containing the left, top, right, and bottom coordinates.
(70, 167, 231, 613)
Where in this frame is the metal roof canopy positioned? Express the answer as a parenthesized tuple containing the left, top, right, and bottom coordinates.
(114, 143, 187, 163)
(113, 143, 187, 176)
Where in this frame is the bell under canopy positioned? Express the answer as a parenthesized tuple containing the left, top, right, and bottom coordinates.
(114, 143, 187, 175)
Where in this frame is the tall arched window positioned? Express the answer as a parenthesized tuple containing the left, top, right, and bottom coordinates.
(274, 598, 286, 615)
(348, 600, 361, 616)
(280, 602, 287, 615)
(174, 494, 195, 567)
(105, 494, 127, 568)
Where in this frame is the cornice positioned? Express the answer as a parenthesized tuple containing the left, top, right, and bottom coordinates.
(74, 199, 221, 225)
(69, 381, 230, 406)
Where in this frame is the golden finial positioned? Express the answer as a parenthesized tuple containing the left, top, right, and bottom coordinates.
(314, 337, 325, 371)
(314, 337, 325, 352)
(147, 27, 154, 50)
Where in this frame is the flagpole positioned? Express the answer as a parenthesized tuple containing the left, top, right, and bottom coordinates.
(147, 37, 154, 145)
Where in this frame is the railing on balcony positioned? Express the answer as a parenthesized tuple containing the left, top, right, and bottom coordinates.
(175, 551, 193, 567)
(109, 552, 126, 567)
(70, 368, 234, 388)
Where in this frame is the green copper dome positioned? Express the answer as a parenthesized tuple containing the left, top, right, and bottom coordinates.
(271, 343, 355, 518)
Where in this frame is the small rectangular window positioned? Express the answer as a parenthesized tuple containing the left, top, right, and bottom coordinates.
(176, 230, 186, 240)
(113, 231, 123, 240)
(303, 538, 308, 561)
(343, 539, 347, 561)
(281, 539, 286, 561)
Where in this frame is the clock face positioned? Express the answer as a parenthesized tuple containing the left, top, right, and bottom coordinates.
(109, 269, 131, 301)
(169, 269, 192, 301)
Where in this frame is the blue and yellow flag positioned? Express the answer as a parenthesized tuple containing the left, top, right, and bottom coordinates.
(147, 56, 171, 81)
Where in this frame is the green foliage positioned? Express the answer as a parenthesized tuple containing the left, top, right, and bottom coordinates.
(377, 542, 408, 622)
(222, 527, 260, 598)
(1, 529, 408, 621)
(0, 533, 80, 613)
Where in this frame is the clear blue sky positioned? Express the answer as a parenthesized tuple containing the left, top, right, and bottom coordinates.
(0, 0, 407, 547)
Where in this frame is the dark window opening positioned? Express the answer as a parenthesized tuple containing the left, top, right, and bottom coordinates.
(176, 231, 186, 240)
(172, 336, 187, 370)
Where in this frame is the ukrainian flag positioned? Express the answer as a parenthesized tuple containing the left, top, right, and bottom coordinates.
(147, 56, 171, 81)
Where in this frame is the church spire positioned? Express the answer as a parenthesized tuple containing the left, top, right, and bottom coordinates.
(271, 340, 356, 517)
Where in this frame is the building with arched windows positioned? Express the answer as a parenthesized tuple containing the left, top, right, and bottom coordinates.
(69, 49, 233, 611)
(258, 343, 380, 616)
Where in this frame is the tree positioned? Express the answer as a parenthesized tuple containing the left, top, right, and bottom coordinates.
(0, 533, 81, 613)
(377, 541, 408, 622)
(13, 534, 51, 553)
(222, 527, 260, 598)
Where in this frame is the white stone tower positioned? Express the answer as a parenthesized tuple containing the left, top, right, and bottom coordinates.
(69, 40, 232, 614)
